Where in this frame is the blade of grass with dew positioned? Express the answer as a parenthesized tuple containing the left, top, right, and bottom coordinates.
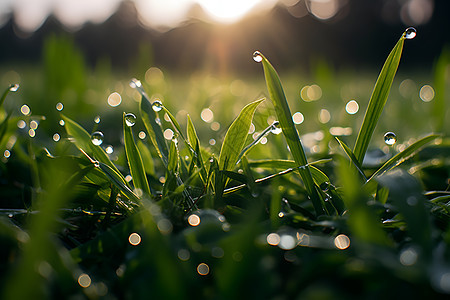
(218, 98, 264, 171)
(367, 134, 440, 183)
(123, 113, 151, 197)
(138, 87, 169, 166)
(257, 52, 323, 215)
(353, 29, 411, 164)
(62, 114, 120, 174)
(335, 137, 367, 181)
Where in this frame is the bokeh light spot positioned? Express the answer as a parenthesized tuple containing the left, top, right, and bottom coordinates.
(334, 234, 350, 250)
(78, 273, 91, 288)
(108, 92, 122, 107)
(197, 263, 209, 276)
(128, 233, 142, 246)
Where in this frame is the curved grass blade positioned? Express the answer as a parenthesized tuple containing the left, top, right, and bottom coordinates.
(353, 29, 411, 164)
(367, 134, 440, 183)
(123, 113, 151, 196)
(219, 98, 264, 171)
(257, 52, 323, 215)
(335, 137, 367, 181)
(62, 114, 121, 174)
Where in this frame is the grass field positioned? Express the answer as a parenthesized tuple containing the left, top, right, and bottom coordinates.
(0, 28, 449, 299)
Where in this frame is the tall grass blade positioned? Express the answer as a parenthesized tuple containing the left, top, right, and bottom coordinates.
(367, 134, 440, 183)
(123, 113, 151, 196)
(218, 98, 264, 171)
(257, 52, 323, 215)
(353, 30, 410, 164)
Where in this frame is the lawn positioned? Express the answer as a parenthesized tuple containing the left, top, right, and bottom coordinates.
(0, 27, 449, 299)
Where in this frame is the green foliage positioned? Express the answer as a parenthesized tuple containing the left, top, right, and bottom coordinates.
(1, 27, 450, 299)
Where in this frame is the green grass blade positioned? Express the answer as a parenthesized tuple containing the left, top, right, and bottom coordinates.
(187, 115, 207, 182)
(257, 52, 323, 215)
(138, 86, 169, 166)
(123, 113, 151, 196)
(353, 30, 410, 164)
(137, 140, 155, 175)
(367, 134, 440, 183)
(62, 114, 120, 174)
(335, 137, 367, 181)
(218, 98, 264, 171)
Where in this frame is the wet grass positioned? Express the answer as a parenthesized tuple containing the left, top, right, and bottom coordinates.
(0, 28, 449, 299)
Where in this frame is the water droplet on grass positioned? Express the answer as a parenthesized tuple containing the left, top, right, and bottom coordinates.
(91, 131, 104, 146)
(55, 102, 64, 111)
(404, 27, 417, 39)
(9, 84, 19, 92)
(129, 78, 142, 88)
(384, 132, 397, 146)
(125, 113, 136, 126)
(253, 51, 263, 62)
(105, 145, 114, 154)
(94, 115, 101, 124)
(271, 121, 282, 135)
(152, 100, 163, 112)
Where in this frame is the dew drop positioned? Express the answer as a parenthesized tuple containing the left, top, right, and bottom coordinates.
(152, 100, 163, 112)
(91, 131, 104, 146)
(55, 102, 64, 111)
(129, 78, 142, 89)
(253, 51, 263, 63)
(9, 84, 19, 92)
(271, 121, 282, 135)
(384, 132, 397, 146)
(404, 27, 417, 39)
(94, 115, 101, 124)
(105, 145, 114, 154)
(59, 119, 65, 126)
(125, 113, 136, 127)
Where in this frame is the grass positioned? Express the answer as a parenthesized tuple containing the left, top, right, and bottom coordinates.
(0, 27, 449, 299)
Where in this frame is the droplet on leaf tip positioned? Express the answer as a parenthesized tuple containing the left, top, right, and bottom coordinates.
(404, 27, 417, 40)
(253, 51, 263, 63)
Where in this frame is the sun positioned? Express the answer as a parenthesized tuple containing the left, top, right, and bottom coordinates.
(196, 0, 269, 23)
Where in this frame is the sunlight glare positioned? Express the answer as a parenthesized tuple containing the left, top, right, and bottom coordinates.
(197, 0, 270, 23)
